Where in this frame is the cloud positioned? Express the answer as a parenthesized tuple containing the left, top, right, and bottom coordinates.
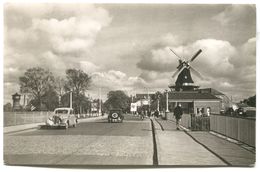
(89, 69, 169, 98)
(4, 4, 112, 73)
(137, 47, 176, 72)
(79, 61, 100, 74)
(5, 4, 112, 55)
(4, 4, 112, 103)
(186, 39, 236, 77)
(136, 34, 255, 101)
(3, 4, 256, 104)
(137, 37, 236, 77)
(212, 4, 255, 25)
(229, 37, 256, 68)
(90, 70, 148, 93)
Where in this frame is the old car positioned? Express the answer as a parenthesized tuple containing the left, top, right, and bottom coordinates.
(45, 108, 78, 129)
(108, 109, 124, 123)
(236, 106, 256, 117)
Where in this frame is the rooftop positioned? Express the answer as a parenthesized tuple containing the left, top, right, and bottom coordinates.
(168, 92, 220, 100)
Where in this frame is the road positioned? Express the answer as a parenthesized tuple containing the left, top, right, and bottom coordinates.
(4, 114, 154, 166)
(4, 114, 255, 167)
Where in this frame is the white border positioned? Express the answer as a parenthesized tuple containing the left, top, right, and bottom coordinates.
(0, 1, 258, 172)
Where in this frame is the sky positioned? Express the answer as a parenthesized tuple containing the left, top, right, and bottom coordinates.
(3, 3, 256, 104)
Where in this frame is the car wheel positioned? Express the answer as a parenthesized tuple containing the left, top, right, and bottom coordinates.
(73, 120, 77, 128)
(65, 121, 69, 129)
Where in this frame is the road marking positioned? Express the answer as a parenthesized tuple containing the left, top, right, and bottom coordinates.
(5, 128, 38, 136)
(150, 119, 158, 165)
(184, 131, 231, 166)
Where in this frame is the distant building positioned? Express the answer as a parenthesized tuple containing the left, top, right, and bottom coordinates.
(12, 93, 22, 111)
(131, 93, 155, 113)
(198, 88, 232, 112)
(168, 91, 220, 115)
(167, 88, 232, 116)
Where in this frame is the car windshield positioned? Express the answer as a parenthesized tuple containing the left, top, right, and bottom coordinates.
(55, 110, 69, 114)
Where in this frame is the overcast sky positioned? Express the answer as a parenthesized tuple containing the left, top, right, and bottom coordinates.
(3, 3, 256, 103)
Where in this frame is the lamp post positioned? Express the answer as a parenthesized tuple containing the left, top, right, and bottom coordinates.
(157, 95, 160, 112)
(165, 89, 169, 120)
(99, 87, 102, 116)
(70, 89, 73, 109)
(144, 87, 150, 112)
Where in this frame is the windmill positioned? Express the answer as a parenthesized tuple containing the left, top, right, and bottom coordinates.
(169, 48, 204, 91)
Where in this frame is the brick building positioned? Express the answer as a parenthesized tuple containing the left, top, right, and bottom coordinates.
(168, 89, 222, 115)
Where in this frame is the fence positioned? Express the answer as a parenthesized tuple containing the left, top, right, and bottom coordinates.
(4, 111, 50, 127)
(190, 115, 210, 131)
(165, 112, 255, 147)
(210, 114, 255, 147)
(180, 114, 192, 129)
(165, 112, 192, 129)
(4, 111, 100, 127)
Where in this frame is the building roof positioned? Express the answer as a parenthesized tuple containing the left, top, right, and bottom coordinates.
(168, 92, 220, 100)
(12, 92, 21, 96)
(198, 88, 224, 95)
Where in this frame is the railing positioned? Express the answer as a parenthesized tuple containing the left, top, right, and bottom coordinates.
(165, 112, 255, 147)
(210, 114, 255, 147)
(4, 111, 100, 127)
(165, 112, 191, 129)
(4, 111, 50, 127)
(181, 114, 192, 129)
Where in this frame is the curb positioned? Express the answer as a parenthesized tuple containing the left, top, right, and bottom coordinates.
(166, 119, 190, 132)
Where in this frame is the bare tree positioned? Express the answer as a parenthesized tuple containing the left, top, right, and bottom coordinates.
(65, 69, 91, 113)
(19, 67, 55, 110)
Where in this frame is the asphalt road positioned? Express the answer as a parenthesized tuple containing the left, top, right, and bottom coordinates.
(4, 114, 154, 166)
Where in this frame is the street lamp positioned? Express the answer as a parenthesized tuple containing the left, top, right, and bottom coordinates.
(157, 94, 160, 112)
(165, 89, 169, 113)
(70, 89, 73, 109)
(99, 87, 102, 116)
(144, 87, 150, 111)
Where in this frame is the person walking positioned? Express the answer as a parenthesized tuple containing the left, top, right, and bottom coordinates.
(174, 103, 183, 130)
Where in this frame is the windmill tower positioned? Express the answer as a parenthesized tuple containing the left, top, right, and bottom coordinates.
(169, 48, 203, 91)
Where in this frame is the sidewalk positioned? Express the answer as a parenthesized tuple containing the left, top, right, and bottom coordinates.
(4, 115, 108, 134)
(153, 118, 255, 166)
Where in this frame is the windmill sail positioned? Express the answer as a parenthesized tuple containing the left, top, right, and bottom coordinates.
(169, 48, 203, 91)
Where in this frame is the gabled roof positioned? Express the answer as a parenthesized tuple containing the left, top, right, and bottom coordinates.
(168, 92, 220, 100)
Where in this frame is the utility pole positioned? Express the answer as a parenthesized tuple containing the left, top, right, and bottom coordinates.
(70, 89, 72, 109)
(165, 89, 169, 112)
(99, 87, 102, 116)
(146, 87, 150, 112)
(157, 95, 160, 112)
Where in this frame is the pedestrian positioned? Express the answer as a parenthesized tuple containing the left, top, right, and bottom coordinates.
(174, 103, 183, 130)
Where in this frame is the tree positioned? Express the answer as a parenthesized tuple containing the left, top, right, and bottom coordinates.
(104, 90, 130, 113)
(65, 69, 91, 113)
(150, 91, 166, 111)
(242, 95, 256, 107)
(55, 76, 66, 107)
(4, 103, 12, 112)
(19, 67, 55, 110)
(42, 86, 59, 111)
